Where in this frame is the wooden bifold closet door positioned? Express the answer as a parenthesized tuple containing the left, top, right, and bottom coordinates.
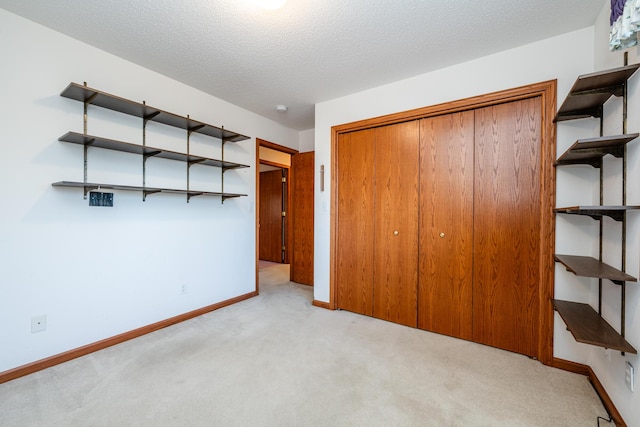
(472, 98, 541, 357)
(373, 122, 419, 327)
(336, 128, 375, 317)
(335, 95, 544, 359)
(418, 111, 475, 340)
(336, 122, 419, 327)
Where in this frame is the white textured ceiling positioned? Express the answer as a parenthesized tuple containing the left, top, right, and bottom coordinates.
(1, 0, 605, 130)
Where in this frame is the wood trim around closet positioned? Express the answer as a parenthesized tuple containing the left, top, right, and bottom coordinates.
(330, 80, 557, 365)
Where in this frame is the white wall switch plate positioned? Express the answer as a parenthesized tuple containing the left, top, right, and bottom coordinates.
(31, 314, 47, 333)
(625, 362, 635, 392)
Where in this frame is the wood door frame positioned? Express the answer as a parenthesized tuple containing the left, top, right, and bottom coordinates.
(255, 138, 299, 293)
(330, 80, 557, 365)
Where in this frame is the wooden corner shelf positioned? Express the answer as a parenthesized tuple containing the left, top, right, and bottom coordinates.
(60, 83, 249, 142)
(554, 59, 638, 356)
(59, 132, 249, 171)
(555, 205, 640, 221)
(554, 254, 637, 285)
(555, 134, 639, 167)
(554, 63, 640, 122)
(553, 300, 637, 354)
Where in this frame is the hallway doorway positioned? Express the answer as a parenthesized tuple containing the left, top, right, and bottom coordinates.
(256, 138, 314, 292)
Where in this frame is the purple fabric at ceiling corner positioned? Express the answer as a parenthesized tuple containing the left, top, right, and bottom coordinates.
(611, 0, 626, 25)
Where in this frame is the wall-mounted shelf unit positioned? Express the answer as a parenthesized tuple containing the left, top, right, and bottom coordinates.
(58, 132, 248, 171)
(554, 255, 636, 285)
(552, 300, 636, 353)
(53, 82, 250, 202)
(553, 59, 639, 355)
(52, 181, 245, 203)
(60, 83, 249, 142)
(554, 133, 639, 167)
(555, 205, 640, 221)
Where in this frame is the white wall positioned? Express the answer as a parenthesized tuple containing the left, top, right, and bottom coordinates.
(0, 9, 299, 373)
(588, 3, 640, 425)
(298, 128, 315, 153)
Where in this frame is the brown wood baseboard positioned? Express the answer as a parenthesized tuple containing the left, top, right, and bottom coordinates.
(312, 299, 332, 310)
(551, 357, 590, 376)
(0, 291, 258, 385)
(553, 357, 626, 427)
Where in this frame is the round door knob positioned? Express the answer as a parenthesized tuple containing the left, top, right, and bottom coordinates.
(439, 232, 445, 238)
(393, 230, 399, 235)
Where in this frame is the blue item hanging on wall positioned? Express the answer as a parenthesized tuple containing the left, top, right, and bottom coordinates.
(612, 0, 626, 25)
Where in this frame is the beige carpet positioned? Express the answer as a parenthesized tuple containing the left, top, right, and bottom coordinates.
(0, 264, 608, 426)
(258, 259, 283, 270)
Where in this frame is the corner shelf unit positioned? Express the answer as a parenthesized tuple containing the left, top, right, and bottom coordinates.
(553, 60, 639, 354)
(554, 64, 640, 122)
(554, 133, 639, 167)
(552, 300, 636, 354)
(554, 205, 640, 222)
(53, 82, 250, 202)
(554, 255, 636, 286)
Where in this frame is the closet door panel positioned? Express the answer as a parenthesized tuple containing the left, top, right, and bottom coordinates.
(336, 129, 375, 316)
(473, 97, 541, 357)
(418, 111, 474, 339)
(373, 121, 419, 327)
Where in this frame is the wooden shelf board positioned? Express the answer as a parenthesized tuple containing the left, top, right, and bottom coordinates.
(60, 83, 250, 142)
(553, 300, 636, 353)
(554, 254, 637, 283)
(555, 133, 639, 166)
(59, 132, 249, 170)
(555, 205, 640, 221)
(51, 181, 246, 199)
(555, 63, 640, 122)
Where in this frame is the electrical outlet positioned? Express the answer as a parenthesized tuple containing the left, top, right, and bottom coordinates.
(31, 315, 47, 333)
(603, 348, 611, 361)
(180, 284, 188, 295)
(625, 362, 635, 392)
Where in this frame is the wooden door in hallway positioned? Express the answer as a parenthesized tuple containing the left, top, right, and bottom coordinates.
(373, 122, 419, 327)
(259, 169, 285, 263)
(291, 152, 315, 285)
(336, 129, 375, 316)
(418, 111, 474, 339)
(472, 97, 542, 357)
